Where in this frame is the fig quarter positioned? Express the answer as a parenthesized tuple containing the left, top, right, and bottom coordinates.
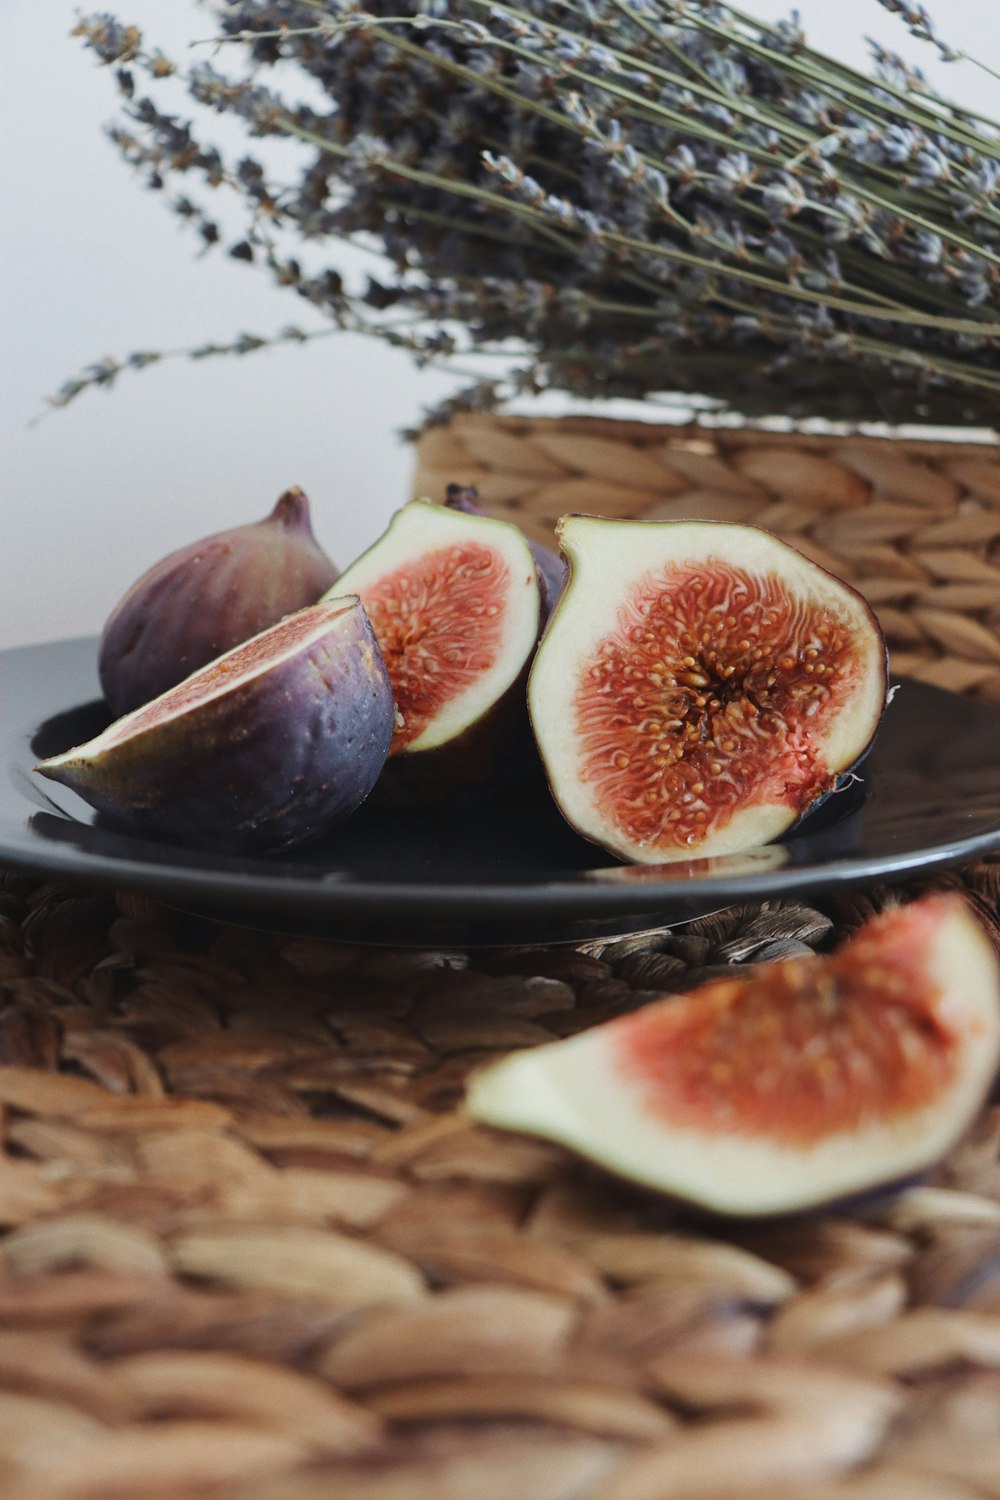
(37, 598, 394, 854)
(324, 499, 542, 805)
(468, 894, 1000, 1216)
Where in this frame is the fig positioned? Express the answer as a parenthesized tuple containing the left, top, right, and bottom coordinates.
(529, 517, 889, 864)
(100, 487, 338, 716)
(324, 499, 542, 804)
(444, 484, 565, 618)
(467, 894, 1000, 1217)
(35, 599, 394, 854)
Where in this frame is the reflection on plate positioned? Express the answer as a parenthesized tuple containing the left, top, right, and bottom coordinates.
(594, 845, 790, 884)
(4, 637, 1000, 945)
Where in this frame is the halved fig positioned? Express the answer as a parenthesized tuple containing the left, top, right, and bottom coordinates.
(100, 487, 338, 716)
(36, 599, 393, 854)
(529, 517, 889, 863)
(467, 895, 1000, 1217)
(324, 499, 541, 804)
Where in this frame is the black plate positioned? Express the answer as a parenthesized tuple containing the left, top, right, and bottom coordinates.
(4, 637, 1000, 945)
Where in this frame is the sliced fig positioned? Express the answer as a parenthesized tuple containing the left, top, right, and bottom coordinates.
(37, 599, 393, 854)
(468, 895, 1000, 1217)
(324, 499, 542, 804)
(100, 487, 338, 716)
(444, 484, 565, 619)
(529, 517, 889, 863)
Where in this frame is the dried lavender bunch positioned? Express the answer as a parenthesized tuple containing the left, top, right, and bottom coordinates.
(62, 1, 1000, 427)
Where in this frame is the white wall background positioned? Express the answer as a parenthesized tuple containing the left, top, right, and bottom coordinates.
(2, 0, 998, 648)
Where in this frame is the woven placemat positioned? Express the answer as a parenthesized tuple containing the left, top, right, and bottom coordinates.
(412, 414, 1000, 703)
(1, 866, 999, 1500)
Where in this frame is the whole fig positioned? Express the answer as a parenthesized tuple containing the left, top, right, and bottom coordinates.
(100, 488, 338, 715)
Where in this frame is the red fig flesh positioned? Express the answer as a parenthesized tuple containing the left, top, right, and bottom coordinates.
(37, 599, 393, 853)
(324, 500, 541, 802)
(528, 518, 889, 863)
(99, 488, 338, 715)
(467, 895, 1000, 1216)
(444, 484, 565, 619)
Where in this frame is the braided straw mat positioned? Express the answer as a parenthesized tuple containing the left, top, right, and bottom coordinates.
(411, 414, 1000, 702)
(1, 864, 1000, 1500)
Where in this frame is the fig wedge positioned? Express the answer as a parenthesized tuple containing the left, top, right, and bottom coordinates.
(467, 895, 1000, 1217)
(100, 487, 338, 715)
(324, 499, 541, 804)
(36, 599, 393, 853)
(529, 517, 889, 863)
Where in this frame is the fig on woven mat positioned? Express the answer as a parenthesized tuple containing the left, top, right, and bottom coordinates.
(528, 517, 889, 863)
(467, 894, 1000, 1216)
(324, 499, 542, 805)
(36, 599, 394, 854)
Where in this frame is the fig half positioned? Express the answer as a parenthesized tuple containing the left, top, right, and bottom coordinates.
(36, 599, 394, 853)
(324, 499, 541, 804)
(100, 487, 338, 716)
(468, 895, 1000, 1217)
(529, 517, 889, 863)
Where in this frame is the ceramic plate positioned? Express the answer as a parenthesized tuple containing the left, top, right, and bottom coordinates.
(4, 637, 1000, 945)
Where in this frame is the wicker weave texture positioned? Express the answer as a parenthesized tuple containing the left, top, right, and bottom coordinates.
(412, 415, 1000, 702)
(2, 870, 1000, 1499)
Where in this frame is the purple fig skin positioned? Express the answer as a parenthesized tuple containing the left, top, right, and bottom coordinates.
(38, 600, 393, 855)
(444, 484, 565, 620)
(99, 488, 339, 717)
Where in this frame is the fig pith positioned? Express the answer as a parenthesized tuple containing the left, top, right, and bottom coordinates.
(467, 895, 1000, 1217)
(100, 488, 338, 715)
(323, 499, 542, 804)
(37, 599, 394, 854)
(528, 517, 889, 864)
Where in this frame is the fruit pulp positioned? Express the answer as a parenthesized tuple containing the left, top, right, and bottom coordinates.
(104, 600, 355, 745)
(361, 543, 510, 750)
(617, 900, 960, 1147)
(574, 559, 864, 852)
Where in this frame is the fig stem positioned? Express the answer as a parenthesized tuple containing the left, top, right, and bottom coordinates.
(270, 487, 313, 531)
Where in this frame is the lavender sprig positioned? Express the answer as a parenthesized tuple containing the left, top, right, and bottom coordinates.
(58, 2, 1000, 428)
